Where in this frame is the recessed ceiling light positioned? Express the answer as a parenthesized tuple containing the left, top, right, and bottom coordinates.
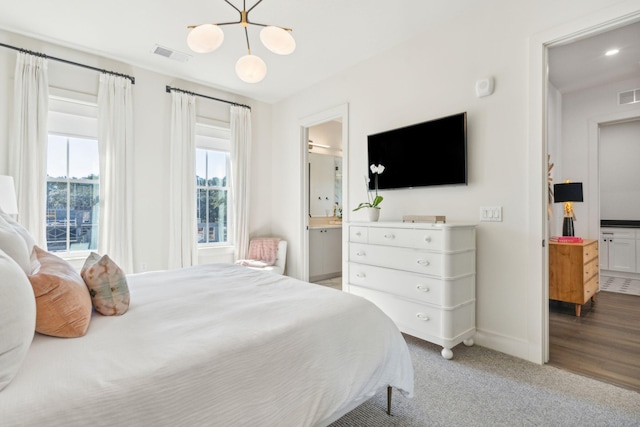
(605, 49, 620, 56)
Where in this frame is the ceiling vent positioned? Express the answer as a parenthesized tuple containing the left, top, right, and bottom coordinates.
(152, 45, 191, 63)
(618, 88, 640, 105)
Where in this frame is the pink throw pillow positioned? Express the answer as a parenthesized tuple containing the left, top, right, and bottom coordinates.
(28, 246, 92, 338)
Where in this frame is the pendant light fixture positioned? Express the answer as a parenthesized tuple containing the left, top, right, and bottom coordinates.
(186, 0, 295, 83)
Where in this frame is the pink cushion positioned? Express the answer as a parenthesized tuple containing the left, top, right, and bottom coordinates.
(81, 253, 130, 316)
(28, 246, 92, 338)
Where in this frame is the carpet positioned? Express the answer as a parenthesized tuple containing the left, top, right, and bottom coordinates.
(600, 275, 640, 297)
(330, 335, 640, 426)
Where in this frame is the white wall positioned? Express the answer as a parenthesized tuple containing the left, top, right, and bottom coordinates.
(0, 29, 274, 272)
(268, 0, 640, 362)
(561, 75, 640, 237)
(547, 83, 564, 235)
(599, 119, 640, 219)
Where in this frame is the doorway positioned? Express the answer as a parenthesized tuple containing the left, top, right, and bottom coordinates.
(308, 121, 343, 286)
(544, 18, 640, 390)
(298, 104, 349, 283)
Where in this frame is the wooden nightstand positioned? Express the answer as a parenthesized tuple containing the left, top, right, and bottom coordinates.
(549, 239, 599, 316)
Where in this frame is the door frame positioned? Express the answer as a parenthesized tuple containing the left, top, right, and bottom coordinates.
(298, 104, 349, 282)
(529, 4, 640, 364)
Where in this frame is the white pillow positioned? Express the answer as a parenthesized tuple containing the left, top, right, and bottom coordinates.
(0, 207, 35, 256)
(0, 215, 31, 274)
(0, 249, 36, 392)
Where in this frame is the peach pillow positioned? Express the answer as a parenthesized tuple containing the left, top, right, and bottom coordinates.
(28, 246, 92, 338)
(81, 252, 130, 316)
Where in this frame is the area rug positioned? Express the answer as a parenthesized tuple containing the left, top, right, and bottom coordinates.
(600, 275, 640, 296)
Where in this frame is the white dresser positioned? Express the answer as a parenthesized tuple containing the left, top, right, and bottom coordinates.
(347, 221, 476, 359)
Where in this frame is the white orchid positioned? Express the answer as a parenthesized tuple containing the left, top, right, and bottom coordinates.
(354, 164, 385, 211)
(370, 164, 385, 174)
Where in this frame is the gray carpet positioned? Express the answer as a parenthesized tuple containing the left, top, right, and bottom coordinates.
(330, 335, 640, 426)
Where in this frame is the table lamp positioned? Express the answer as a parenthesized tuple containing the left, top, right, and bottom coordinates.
(554, 181, 583, 236)
(0, 175, 19, 216)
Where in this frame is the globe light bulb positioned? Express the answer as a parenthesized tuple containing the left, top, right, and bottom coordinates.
(235, 54, 267, 83)
(260, 26, 296, 55)
(187, 24, 224, 53)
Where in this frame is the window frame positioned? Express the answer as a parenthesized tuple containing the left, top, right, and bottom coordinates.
(46, 89, 99, 258)
(195, 122, 233, 248)
(45, 133, 100, 254)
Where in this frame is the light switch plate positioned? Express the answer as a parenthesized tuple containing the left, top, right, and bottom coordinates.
(480, 206, 502, 222)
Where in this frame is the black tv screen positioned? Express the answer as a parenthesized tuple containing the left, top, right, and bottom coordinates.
(367, 112, 467, 190)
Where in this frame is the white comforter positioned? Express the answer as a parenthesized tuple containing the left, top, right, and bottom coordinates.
(1, 263, 413, 426)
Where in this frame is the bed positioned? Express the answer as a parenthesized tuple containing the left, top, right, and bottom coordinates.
(0, 259, 414, 426)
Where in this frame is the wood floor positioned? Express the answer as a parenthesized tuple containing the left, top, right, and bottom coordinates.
(549, 290, 640, 393)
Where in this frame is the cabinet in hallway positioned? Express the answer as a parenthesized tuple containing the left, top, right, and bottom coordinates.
(309, 227, 342, 281)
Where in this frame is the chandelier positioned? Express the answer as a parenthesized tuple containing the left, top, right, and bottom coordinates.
(186, 0, 295, 83)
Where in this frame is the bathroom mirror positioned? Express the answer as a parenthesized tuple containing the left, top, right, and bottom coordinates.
(309, 152, 342, 217)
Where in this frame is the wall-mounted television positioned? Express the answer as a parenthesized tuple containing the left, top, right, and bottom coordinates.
(367, 112, 467, 190)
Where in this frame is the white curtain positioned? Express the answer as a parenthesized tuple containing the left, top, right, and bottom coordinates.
(97, 74, 134, 272)
(167, 92, 197, 269)
(230, 106, 252, 261)
(9, 53, 49, 246)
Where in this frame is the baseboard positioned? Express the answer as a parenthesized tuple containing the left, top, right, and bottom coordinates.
(600, 270, 640, 280)
(310, 272, 341, 282)
(473, 329, 540, 364)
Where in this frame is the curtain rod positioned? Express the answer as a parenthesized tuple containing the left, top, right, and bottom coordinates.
(165, 85, 251, 110)
(0, 42, 135, 84)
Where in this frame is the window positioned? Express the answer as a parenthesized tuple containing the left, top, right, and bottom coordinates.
(196, 124, 231, 246)
(46, 135, 100, 252)
(46, 90, 99, 253)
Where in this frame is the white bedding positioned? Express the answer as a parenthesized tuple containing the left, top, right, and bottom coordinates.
(1, 263, 413, 426)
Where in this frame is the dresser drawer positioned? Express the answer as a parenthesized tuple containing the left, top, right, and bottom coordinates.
(349, 263, 443, 306)
(349, 243, 475, 278)
(584, 258, 598, 283)
(349, 285, 442, 337)
(369, 227, 443, 251)
(583, 242, 598, 263)
(349, 226, 368, 243)
(350, 243, 442, 275)
(349, 262, 475, 308)
(583, 275, 598, 303)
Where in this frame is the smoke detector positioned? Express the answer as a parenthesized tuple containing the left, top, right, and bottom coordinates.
(152, 45, 191, 63)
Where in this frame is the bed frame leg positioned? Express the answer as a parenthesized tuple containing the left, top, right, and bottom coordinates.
(387, 386, 392, 416)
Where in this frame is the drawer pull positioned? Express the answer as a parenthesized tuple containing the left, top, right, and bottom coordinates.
(355, 232, 361, 236)
(416, 259, 430, 266)
(356, 251, 366, 257)
(416, 285, 430, 293)
(355, 273, 366, 279)
(424, 236, 432, 243)
(384, 234, 395, 239)
(416, 313, 430, 321)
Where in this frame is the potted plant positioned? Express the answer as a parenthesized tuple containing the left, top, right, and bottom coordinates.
(353, 164, 385, 221)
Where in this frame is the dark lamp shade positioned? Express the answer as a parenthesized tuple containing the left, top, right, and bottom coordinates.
(554, 182, 583, 203)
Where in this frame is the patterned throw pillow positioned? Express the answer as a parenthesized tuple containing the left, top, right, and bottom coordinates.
(28, 246, 92, 338)
(81, 253, 130, 316)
